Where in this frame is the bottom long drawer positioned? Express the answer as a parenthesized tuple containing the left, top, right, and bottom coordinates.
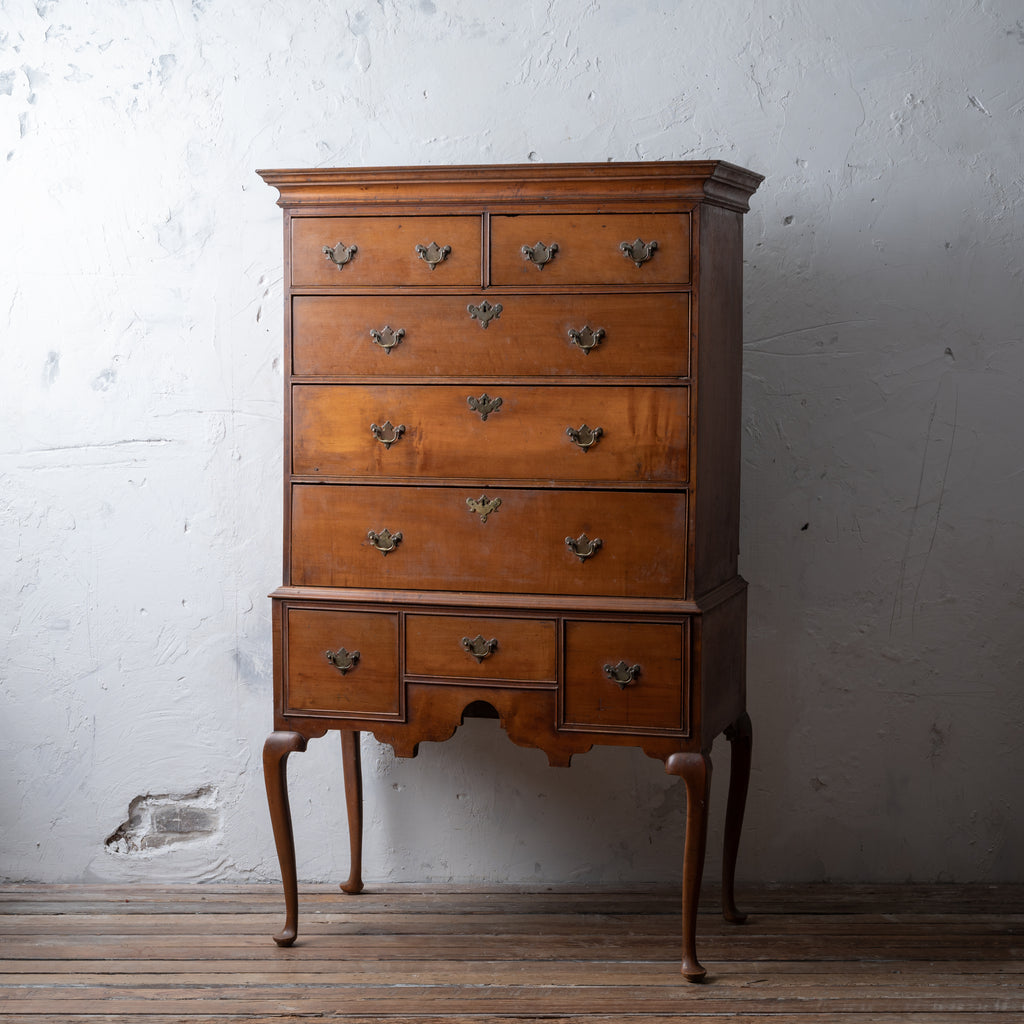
(289, 484, 687, 598)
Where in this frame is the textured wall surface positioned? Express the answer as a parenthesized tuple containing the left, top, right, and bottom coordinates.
(1, 0, 1021, 885)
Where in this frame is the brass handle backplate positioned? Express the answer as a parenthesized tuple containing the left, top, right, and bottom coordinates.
(461, 635, 498, 662)
(325, 647, 360, 675)
(568, 325, 605, 354)
(467, 300, 502, 328)
(369, 326, 405, 354)
(415, 241, 451, 270)
(367, 528, 402, 555)
(467, 393, 502, 421)
(566, 533, 602, 562)
(522, 241, 558, 269)
(604, 660, 640, 688)
(323, 241, 357, 269)
(370, 420, 405, 449)
(566, 424, 603, 452)
(619, 238, 658, 268)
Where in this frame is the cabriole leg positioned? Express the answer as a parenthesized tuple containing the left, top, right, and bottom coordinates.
(263, 730, 307, 947)
(340, 730, 365, 895)
(665, 750, 712, 982)
(722, 711, 753, 924)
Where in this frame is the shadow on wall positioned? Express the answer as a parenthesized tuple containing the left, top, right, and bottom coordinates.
(735, 179, 1024, 880)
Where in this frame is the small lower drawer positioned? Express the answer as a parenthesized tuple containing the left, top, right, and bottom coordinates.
(406, 614, 557, 684)
(562, 619, 689, 734)
(285, 607, 401, 718)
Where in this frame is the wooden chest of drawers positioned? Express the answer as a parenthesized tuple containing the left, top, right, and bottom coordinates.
(258, 161, 762, 979)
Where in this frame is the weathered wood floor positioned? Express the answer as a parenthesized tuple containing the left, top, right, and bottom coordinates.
(0, 883, 1021, 1022)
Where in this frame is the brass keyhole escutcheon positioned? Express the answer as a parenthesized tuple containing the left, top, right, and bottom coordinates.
(467, 300, 503, 329)
(467, 393, 502, 421)
(466, 495, 502, 523)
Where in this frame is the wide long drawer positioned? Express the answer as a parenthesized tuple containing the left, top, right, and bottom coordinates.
(291, 293, 690, 378)
(291, 216, 482, 287)
(292, 384, 689, 484)
(290, 484, 687, 598)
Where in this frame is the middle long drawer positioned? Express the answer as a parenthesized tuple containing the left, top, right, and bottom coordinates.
(292, 384, 689, 484)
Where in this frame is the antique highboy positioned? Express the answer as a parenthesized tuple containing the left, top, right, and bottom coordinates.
(257, 161, 762, 979)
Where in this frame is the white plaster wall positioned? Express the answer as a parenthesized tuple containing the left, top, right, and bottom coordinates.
(1, 0, 1021, 885)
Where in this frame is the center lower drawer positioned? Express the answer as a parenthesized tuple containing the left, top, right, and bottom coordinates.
(290, 484, 687, 598)
(405, 614, 557, 684)
(292, 384, 689, 484)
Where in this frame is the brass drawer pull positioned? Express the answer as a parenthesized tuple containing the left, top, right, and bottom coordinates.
(565, 533, 602, 562)
(466, 494, 502, 523)
(620, 237, 658, 268)
(566, 424, 603, 452)
(369, 326, 405, 354)
(325, 647, 360, 675)
(323, 241, 357, 269)
(467, 300, 502, 329)
(568, 325, 605, 354)
(370, 420, 405, 449)
(467, 393, 502, 421)
(367, 528, 402, 555)
(521, 241, 558, 269)
(604, 660, 640, 688)
(461, 634, 498, 662)
(415, 241, 451, 270)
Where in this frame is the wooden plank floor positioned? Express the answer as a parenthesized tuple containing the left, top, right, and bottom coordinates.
(0, 883, 1022, 1022)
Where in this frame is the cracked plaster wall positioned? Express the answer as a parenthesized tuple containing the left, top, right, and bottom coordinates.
(0, 0, 1021, 884)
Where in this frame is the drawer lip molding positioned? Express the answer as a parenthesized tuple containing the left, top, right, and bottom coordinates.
(269, 573, 747, 616)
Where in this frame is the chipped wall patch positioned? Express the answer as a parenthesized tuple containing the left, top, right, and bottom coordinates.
(105, 786, 220, 854)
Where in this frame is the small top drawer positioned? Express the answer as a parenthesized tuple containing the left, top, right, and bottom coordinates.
(490, 213, 690, 286)
(291, 216, 482, 287)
